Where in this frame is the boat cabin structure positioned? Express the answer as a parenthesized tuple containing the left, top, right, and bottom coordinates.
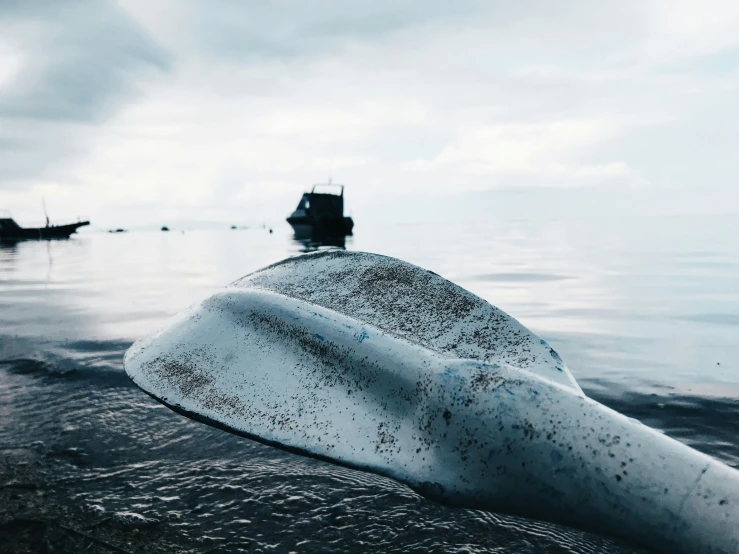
(286, 183, 354, 236)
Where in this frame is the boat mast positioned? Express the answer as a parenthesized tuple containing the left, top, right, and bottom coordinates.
(42, 197, 49, 227)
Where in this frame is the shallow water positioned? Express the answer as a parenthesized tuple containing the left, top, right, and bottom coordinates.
(1, 215, 738, 552)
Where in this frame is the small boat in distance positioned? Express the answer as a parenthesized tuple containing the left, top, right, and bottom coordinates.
(0, 215, 89, 241)
(286, 182, 354, 236)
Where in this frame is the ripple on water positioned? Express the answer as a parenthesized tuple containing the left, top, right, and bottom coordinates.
(0, 360, 651, 553)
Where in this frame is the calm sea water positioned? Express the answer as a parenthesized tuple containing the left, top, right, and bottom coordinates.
(1, 215, 738, 553)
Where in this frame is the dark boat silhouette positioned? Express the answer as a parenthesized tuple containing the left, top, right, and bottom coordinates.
(286, 182, 354, 235)
(0, 216, 89, 241)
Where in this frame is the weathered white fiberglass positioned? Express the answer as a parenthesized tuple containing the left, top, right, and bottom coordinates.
(125, 251, 739, 553)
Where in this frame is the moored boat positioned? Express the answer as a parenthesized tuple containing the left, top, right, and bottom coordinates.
(0, 216, 89, 241)
(286, 183, 354, 235)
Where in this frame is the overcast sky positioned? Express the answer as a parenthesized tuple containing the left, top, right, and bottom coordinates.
(1, 0, 738, 227)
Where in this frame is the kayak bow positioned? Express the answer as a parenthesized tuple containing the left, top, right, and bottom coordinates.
(124, 251, 739, 553)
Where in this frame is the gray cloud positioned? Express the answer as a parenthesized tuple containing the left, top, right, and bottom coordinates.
(0, 0, 170, 190)
(184, 0, 490, 61)
(2, 0, 738, 220)
(0, 0, 170, 122)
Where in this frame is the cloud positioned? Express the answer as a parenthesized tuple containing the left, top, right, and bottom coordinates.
(0, 0, 170, 189)
(404, 120, 642, 187)
(1, 0, 739, 223)
(0, 0, 170, 122)
(169, 0, 490, 62)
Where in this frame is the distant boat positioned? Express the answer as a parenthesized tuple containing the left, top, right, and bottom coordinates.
(0, 216, 89, 241)
(286, 182, 354, 235)
(161, 226, 170, 232)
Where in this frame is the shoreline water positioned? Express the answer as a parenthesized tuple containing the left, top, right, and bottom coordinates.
(3, 353, 736, 553)
(0, 359, 653, 554)
(2, 219, 738, 552)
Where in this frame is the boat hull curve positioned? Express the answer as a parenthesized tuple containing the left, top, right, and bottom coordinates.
(0, 220, 89, 240)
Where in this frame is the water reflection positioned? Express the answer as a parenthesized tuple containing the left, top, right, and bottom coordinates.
(1, 237, 65, 275)
(291, 228, 350, 253)
(0, 239, 21, 253)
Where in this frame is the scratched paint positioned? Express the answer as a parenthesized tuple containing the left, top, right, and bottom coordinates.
(125, 251, 739, 554)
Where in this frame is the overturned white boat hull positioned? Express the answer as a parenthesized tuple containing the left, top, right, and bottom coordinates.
(125, 251, 739, 553)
